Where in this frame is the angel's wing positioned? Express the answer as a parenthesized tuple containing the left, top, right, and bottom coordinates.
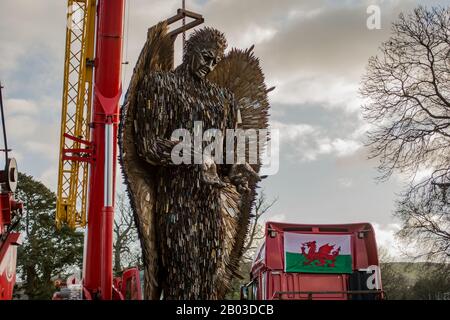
(207, 46, 271, 132)
(207, 47, 272, 295)
(119, 22, 175, 300)
(125, 22, 174, 98)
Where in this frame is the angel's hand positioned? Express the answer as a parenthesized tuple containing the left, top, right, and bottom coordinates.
(201, 156, 226, 188)
(229, 163, 261, 193)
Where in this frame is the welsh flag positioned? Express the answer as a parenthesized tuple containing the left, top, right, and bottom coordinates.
(284, 233, 353, 274)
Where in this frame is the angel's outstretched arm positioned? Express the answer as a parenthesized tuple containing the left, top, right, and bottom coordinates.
(135, 133, 178, 166)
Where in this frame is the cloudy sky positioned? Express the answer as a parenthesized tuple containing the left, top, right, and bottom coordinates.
(1, 0, 449, 258)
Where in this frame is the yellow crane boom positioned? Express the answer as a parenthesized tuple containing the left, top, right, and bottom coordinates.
(56, 0, 96, 229)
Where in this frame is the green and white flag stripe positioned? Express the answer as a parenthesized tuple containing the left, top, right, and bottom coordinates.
(284, 233, 353, 274)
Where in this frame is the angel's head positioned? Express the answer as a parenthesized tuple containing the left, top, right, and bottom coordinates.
(183, 27, 227, 79)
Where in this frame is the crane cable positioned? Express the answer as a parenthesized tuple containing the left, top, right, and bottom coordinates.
(122, 0, 131, 87)
(182, 0, 186, 54)
(0, 82, 9, 165)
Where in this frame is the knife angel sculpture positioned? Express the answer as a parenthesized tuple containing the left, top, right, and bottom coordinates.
(119, 21, 271, 300)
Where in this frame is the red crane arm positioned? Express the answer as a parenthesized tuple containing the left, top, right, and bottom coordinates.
(83, 0, 125, 300)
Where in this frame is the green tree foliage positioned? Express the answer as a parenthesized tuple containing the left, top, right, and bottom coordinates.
(226, 261, 251, 300)
(409, 263, 450, 300)
(379, 248, 450, 300)
(378, 247, 411, 300)
(380, 262, 410, 300)
(15, 173, 83, 300)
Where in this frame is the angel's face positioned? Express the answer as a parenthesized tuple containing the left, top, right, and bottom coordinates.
(190, 48, 221, 79)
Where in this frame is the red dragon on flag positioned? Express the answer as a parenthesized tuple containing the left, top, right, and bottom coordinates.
(284, 233, 352, 274)
(300, 241, 341, 267)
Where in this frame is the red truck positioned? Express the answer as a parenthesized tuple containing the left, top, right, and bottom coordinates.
(241, 221, 384, 300)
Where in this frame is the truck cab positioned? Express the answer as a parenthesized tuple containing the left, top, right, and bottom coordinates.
(242, 222, 384, 300)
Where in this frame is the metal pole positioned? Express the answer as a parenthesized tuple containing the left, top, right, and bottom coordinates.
(104, 123, 114, 207)
(101, 122, 115, 299)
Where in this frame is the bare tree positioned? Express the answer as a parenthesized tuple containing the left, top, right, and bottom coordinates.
(395, 181, 450, 260)
(361, 6, 450, 261)
(114, 192, 141, 274)
(242, 191, 278, 262)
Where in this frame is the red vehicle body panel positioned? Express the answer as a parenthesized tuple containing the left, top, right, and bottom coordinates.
(249, 222, 383, 300)
(0, 233, 21, 300)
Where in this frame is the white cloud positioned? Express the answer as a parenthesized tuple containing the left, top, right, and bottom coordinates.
(25, 141, 58, 160)
(372, 223, 405, 259)
(40, 167, 58, 192)
(392, 166, 436, 185)
(270, 74, 362, 112)
(350, 122, 371, 140)
(328, 138, 362, 157)
(0, 1, 67, 71)
(338, 178, 354, 188)
(235, 25, 277, 48)
(412, 167, 434, 184)
(1, 94, 59, 188)
(271, 120, 362, 162)
(7, 115, 39, 139)
(263, 213, 287, 223)
(287, 7, 324, 21)
(272, 121, 317, 142)
(4, 99, 39, 116)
